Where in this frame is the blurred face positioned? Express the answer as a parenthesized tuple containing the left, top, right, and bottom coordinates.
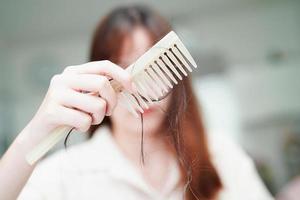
(110, 27, 171, 136)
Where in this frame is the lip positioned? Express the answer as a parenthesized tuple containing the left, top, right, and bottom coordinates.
(143, 107, 154, 115)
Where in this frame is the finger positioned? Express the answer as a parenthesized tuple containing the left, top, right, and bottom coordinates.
(63, 74, 117, 115)
(63, 60, 136, 93)
(56, 105, 93, 132)
(56, 89, 107, 124)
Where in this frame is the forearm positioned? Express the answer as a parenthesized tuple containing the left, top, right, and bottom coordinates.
(0, 121, 47, 200)
(0, 61, 129, 199)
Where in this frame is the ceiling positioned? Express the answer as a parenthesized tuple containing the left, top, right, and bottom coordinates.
(0, 0, 261, 43)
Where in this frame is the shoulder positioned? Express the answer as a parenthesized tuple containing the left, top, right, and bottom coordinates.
(23, 137, 98, 185)
(18, 127, 112, 199)
(207, 133, 273, 199)
(207, 133, 252, 167)
(206, 133, 256, 185)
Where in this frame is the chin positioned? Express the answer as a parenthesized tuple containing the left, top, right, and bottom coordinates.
(111, 104, 166, 135)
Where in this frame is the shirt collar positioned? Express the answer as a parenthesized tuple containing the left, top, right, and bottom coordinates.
(70, 126, 181, 197)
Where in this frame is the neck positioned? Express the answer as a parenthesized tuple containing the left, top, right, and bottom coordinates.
(111, 122, 172, 165)
(110, 120, 178, 192)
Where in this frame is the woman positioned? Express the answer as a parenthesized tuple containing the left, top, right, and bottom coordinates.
(1, 5, 273, 200)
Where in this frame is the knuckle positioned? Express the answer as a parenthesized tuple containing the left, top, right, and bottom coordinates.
(63, 65, 76, 73)
(82, 114, 92, 125)
(94, 99, 106, 113)
(48, 88, 64, 102)
(92, 113, 101, 124)
(79, 115, 92, 131)
(50, 74, 61, 85)
(99, 76, 110, 88)
(102, 60, 111, 65)
(94, 76, 108, 92)
(95, 76, 104, 86)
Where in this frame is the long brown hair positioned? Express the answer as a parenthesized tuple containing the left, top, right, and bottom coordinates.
(89, 5, 222, 200)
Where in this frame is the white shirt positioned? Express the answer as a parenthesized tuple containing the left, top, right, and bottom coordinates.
(18, 127, 273, 200)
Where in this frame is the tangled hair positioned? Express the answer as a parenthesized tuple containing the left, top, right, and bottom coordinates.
(88, 5, 222, 200)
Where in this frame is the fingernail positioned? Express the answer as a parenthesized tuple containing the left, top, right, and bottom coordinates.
(105, 105, 112, 116)
(105, 111, 112, 116)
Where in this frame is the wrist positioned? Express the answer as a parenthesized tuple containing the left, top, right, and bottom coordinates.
(16, 119, 53, 150)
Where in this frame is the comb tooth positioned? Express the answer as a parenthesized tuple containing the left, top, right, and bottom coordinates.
(139, 76, 158, 102)
(161, 54, 182, 80)
(153, 61, 173, 89)
(141, 71, 163, 101)
(132, 92, 149, 109)
(136, 81, 153, 104)
(122, 91, 144, 113)
(143, 72, 164, 98)
(146, 66, 169, 93)
(174, 43, 197, 68)
(166, 51, 188, 76)
(157, 57, 178, 85)
(170, 47, 192, 72)
(119, 92, 139, 117)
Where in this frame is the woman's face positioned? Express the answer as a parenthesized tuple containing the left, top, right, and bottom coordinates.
(110, 27, 171, 136)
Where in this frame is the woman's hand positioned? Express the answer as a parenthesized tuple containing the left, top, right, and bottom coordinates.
(0, 60, 135, 200)
(29, 60, 135, 136)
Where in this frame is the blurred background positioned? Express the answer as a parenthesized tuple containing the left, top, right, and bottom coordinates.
(0, 0, 299, 197)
